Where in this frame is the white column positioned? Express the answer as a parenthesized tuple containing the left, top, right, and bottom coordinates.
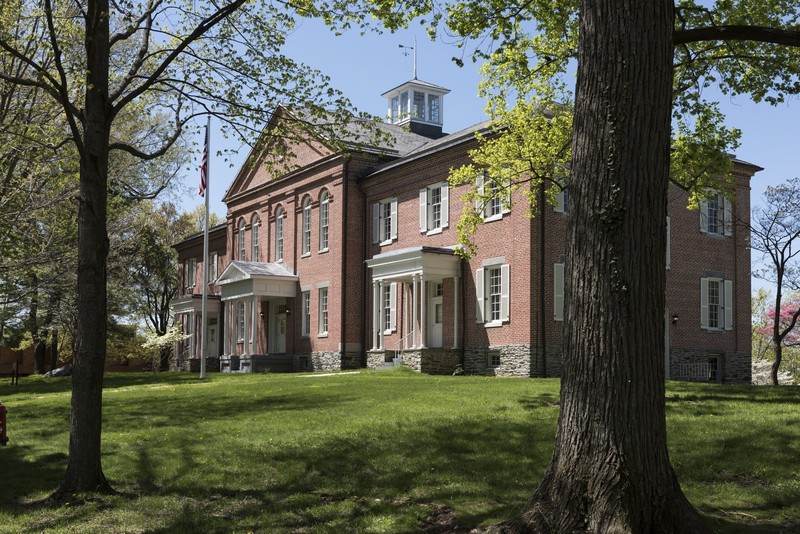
(191, 312, 198, 358)
(243, 299, 249, 355)
(420, 277, 427, 349)
(221, 303, 228, 356)
(228, 301, 234, 355)
(411, 274, 418, 348)
(371, 281, 379, 350)
(251, 296, 258, 354)
(378, 280, 385, 351)
(404, 283, 410, 349)
(452, 275, 460, 349)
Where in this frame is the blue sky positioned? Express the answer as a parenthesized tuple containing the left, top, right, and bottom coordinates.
(184, 20, 799, 284)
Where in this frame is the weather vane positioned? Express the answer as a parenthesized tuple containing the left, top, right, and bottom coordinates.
(398, 37, 418, 79)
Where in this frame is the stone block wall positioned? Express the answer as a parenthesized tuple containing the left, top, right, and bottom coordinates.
(669, 348, 751, 384)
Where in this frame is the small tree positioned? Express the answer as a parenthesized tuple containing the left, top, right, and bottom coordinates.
(751, 179, 800, 385)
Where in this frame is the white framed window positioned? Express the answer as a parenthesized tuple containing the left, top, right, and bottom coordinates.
(701, 277, 733, 331)
(391, 95, 400, 122)
(554, 262, 565, 321)
(428, 95, 440, 123)
(207, 252, 218, 283)
(372, 197, 398, 245)
(487, 351, 501, 368)
(400, 91, 409, 118)
(476, 171, 510, 222)
(301, 290, 310, 337)
(301, 196, 312, 256)
(700, 192, 732, 237)
(184, 258, 197, 291)
(413, 91, 425, 119)
(419, 182, 449, 234)
(319, 190, 329, 252)
(476, 261, 510, 326)
(251, 214, 260, 261)
(318, 287, 329, 336)
(237, 302, 245, 341)
(237, 219, 246, 260)
(382, 282, 397, 333)
(275, 206, 284, 262)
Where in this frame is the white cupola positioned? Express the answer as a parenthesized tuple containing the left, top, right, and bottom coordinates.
(381, 79, 450, 139)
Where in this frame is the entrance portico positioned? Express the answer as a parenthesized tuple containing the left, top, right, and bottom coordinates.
(216, 261, 298, 372)
(366, 246, 461, 353)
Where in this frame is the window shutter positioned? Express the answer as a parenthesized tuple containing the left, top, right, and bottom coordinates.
(700, 277, 709, 329)
(502, 183, 511, 214)
(390, 282, 397, 331)
(666, 216, 671, 270)
(390, 198, 398, 240)
(372, 203, 379, 244)
(441, 182, 449, 228)
(724, 279, 733, 330)
(554, 189, 565, 213)
(476, 172, 485, 215)
(500, 264, 510, 322)
(699, 199, 708, 234)
(723, 195, 733, 236)
(419, 188, 428, 232)
(553, 263, 564, 321)
(476, 268, 485, 323)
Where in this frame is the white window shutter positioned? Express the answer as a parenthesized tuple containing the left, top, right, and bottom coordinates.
(390, 282, 397, 331)
(476, 172, 485, 214)
(372, 203, 380, 244)
(666, 216, 671, 270)
(724, 279, 733, 330)
(441, 182, 449, 228)
(500, 264, 510, 322)
(419, 188, 428, 232)
(554, 189, 565, 213)
(700, 277, 709, 329)
(699, 200, 709, 234)
(554, 263, 565, 321)
(723, 195, 733, 236)
(475, 268, 485, 323)
(502, 182, 511, 214)
(390, 197, 398, 240)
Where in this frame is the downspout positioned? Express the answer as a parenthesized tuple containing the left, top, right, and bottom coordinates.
(359, 168, 369, 367)
(460, 258, 466, 368)
(539, 181, 547, 377)
(340, 156, 350, 366)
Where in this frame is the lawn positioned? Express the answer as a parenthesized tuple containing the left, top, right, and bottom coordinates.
(0, 369, 797, 533)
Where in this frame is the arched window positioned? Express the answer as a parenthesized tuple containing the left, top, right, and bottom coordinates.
(237, 219, 246, 260)
(301, 196, 312, 256)
(275, 206, 284, 262)
(251, 214, 260, 261)
(319, 190, 329, 252)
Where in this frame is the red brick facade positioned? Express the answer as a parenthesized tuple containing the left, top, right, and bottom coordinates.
(172, 83, 758, 383)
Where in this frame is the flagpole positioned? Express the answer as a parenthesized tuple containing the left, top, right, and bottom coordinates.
(199, 116, 210, 378)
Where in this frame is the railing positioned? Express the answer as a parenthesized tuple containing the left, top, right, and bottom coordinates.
(675, 362, 710, 382)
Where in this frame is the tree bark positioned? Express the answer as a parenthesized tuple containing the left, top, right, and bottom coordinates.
(55, 0, 113, 497)
(494, 1, 708, 531)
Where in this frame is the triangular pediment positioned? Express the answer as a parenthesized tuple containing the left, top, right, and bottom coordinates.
(223, 107, 336, 201)
(216, 260, 298, 285)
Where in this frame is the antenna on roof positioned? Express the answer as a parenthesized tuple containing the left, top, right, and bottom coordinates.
(398, 36, 417, 79)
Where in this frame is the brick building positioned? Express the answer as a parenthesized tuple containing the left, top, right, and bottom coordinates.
(171, 79, 758, 383)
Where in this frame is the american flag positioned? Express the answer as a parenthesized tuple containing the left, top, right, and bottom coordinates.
(198, 125, 208, 197)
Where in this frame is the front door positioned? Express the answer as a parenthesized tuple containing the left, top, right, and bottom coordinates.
(269, 299, 287, 354)
(427, 282, 443, 348)
(205, 317, 218, 359)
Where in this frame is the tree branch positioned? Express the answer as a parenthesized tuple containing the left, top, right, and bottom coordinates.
(675, 25, 800, 47)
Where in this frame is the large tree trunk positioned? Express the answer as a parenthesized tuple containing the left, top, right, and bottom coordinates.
(55, 0, 112, 497)
(495, 1, 708, 531)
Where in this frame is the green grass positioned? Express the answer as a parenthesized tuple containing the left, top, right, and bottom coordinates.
(0, 369, 797, 533)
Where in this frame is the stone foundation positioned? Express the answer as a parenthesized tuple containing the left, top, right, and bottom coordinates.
(182, 357, 220, 373)
(295, 351, 362, 372)
(366, 348, 460, 375)
(669, 349, 751, 384)
(464, 345, 533, 377)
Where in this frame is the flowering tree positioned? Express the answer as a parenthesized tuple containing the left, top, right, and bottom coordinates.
(752, 179, 800, 385)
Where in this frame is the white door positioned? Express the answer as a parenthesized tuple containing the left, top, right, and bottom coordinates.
(270, 300, 287, 354)
(428, 282, 443, 348)
(205, 319, 218, 359)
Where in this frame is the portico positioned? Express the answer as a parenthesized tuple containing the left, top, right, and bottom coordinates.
(215, 261, 298, 372)
(366, 246, 462, 354)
